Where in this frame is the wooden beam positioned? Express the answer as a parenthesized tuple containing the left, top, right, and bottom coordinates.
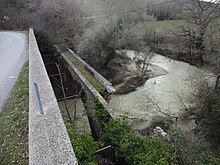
(57, 95, 78, 101)
(49, 73, 64, 77)
(93, 145, 112, 155)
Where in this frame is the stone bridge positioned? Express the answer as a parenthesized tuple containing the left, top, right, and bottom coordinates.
(29, 28, 116, 165)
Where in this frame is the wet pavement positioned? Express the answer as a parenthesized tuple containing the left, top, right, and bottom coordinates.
(0, 32, 28, 111)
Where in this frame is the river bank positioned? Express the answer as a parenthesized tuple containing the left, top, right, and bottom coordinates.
(105, 51, 168, 94)
(109, 51, 216, 131)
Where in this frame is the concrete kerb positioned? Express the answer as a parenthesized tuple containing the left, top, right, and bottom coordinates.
(29, 28, 78, 165)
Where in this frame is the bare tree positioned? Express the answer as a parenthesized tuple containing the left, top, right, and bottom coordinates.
(137, 92, 179, 121)
(174, 0, 220, 66)
(135, 48, 154, 77)
(77, 0, 154, 69)
(0, 0, 41, 29)
(34, 0, 84, 48)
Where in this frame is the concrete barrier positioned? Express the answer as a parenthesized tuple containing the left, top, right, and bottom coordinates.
(58, 53, 116, 118)
(68, 49, 115, 94)
(57, 52, 117, 140)
(29, 28, 78, 165)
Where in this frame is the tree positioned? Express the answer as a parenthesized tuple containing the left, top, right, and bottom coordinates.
(35, 0, 83, 48)
(195, 90, 220, 143)
(77, 0, 154, 69)
(148, 0, 180, 20)
(175, 0, 220, 66)
(169, 128, 220, 165)
(133, 47, 154, 77)
(0, 0, 40, 29)
(77, 18, 143, 69)
(0, 0, 83, 48)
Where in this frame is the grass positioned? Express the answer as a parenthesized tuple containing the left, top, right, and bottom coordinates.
(64, 51, 104, 92)
(135, 18, 220, 35)
(0, 63, 29, 165)
(135, 18, 220, 50)
(0, 30, 28, 34)
(135, 19, 195, 38)
(136, 19, 188, 31)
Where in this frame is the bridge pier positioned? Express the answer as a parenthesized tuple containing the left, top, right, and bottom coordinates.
(81, 91, 101, 140)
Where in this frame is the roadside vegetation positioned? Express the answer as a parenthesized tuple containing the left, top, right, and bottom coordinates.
(0, 63, 28, 165)
(196, 89, 220, 155)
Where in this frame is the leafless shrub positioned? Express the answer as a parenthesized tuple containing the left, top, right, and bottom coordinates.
(134, 48, 154, 77)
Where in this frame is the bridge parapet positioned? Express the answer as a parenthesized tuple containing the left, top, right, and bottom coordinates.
(57, 52, 116, 139)
(29, 28, 78, 165)
(68, 49, 116, 94)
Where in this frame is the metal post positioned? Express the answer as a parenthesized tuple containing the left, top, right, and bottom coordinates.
(33, 83, 44, 114)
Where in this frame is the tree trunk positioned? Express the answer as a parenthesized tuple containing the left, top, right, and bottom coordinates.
(98, 50, 102, 68)
(103, 48, 116, 69)
(214, 75, 220, 92)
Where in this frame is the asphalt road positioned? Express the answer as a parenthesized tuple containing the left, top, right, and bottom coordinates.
(0, 32, 28, 111)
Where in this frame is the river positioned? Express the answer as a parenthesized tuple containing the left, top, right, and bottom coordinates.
(58, 98, 91, 134)
(110, 51, 215, 131)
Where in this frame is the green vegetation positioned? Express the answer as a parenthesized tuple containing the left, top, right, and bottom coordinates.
(62, 114, 102, 165)
(136, 17, 220, 31)
(0, 30, 28, 34)
(95, 98, 220, 164)
(169, 128, 220, 165)
(135, 18, 220, 44)
(95, 98, 176, 165)
(17, 31, 28, 35)
(196, 90, 220, 143)
(62, 98, 177, 164)
(136, 17, 220, 40)
(65, 122, 102, 165)
(0, 63, 29, 165)
(102, 119, 176, 164)
(64, 52, 104, 92)
(136, 19, 188, 31)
